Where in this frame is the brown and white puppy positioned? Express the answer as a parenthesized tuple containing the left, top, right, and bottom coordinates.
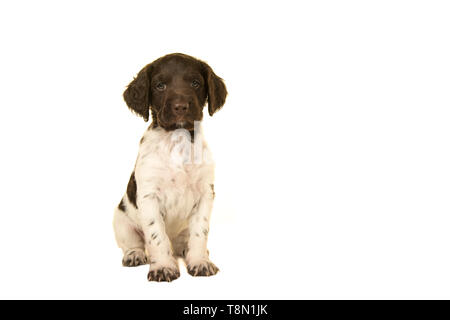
(113, 53, 227, 282)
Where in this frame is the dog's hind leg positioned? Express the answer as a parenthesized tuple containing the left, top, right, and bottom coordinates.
(113, 203, 147, 267)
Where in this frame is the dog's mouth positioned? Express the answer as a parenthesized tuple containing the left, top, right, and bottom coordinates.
(155, 104, 200, 131)
(175, 119, 195, 130)
(157, 116, 195, 130)
(176, 120, 186, 127)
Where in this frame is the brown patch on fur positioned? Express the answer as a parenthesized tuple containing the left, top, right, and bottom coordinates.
(118, 199, 126, 211)
(127, 171, 137, 208)
(210, 184, 215, 198)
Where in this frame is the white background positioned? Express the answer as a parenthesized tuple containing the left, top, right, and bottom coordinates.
(0, 0, 449, 299)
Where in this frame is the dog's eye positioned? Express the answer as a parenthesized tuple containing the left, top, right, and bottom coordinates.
(191, 80, 200, 88)
(155, 82, 166, 91)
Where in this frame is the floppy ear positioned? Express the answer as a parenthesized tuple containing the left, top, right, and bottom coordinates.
(203, 63, 227, 116)
(123, 64, 153, 121)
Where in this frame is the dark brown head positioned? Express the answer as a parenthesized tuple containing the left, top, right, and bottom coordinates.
(123, 53, 227, 131)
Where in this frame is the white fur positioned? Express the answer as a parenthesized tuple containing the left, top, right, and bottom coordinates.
(113, 124, 218, 280)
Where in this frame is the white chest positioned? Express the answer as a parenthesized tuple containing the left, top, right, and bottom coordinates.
(134, 127, 215, 229)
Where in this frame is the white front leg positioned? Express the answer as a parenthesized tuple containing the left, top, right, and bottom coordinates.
(185, 184, 219, 277)
(137, 193, 180, 282)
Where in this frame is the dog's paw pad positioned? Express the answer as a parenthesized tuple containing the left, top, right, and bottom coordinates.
(122, 249, 148, 267)
(187, 260, 219, 277)
(147, 266, 180, 282)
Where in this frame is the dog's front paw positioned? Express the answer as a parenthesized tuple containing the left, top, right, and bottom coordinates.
(147, 262, 180, 282)
(122, 249, 148, 267)
(187, 260, 219, 277)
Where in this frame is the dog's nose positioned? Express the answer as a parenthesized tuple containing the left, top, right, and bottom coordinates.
(172, 102, 189, 116)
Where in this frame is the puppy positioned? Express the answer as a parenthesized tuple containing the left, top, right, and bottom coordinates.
(113, 53, 227, 282)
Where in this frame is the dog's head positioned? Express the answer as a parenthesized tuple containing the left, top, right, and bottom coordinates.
(123, 53, 227, 130)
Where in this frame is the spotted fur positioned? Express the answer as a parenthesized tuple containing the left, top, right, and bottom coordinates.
(113, 53, 226, 282)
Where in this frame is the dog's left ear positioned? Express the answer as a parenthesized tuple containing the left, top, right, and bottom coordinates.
(202, 63, 227, 116)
